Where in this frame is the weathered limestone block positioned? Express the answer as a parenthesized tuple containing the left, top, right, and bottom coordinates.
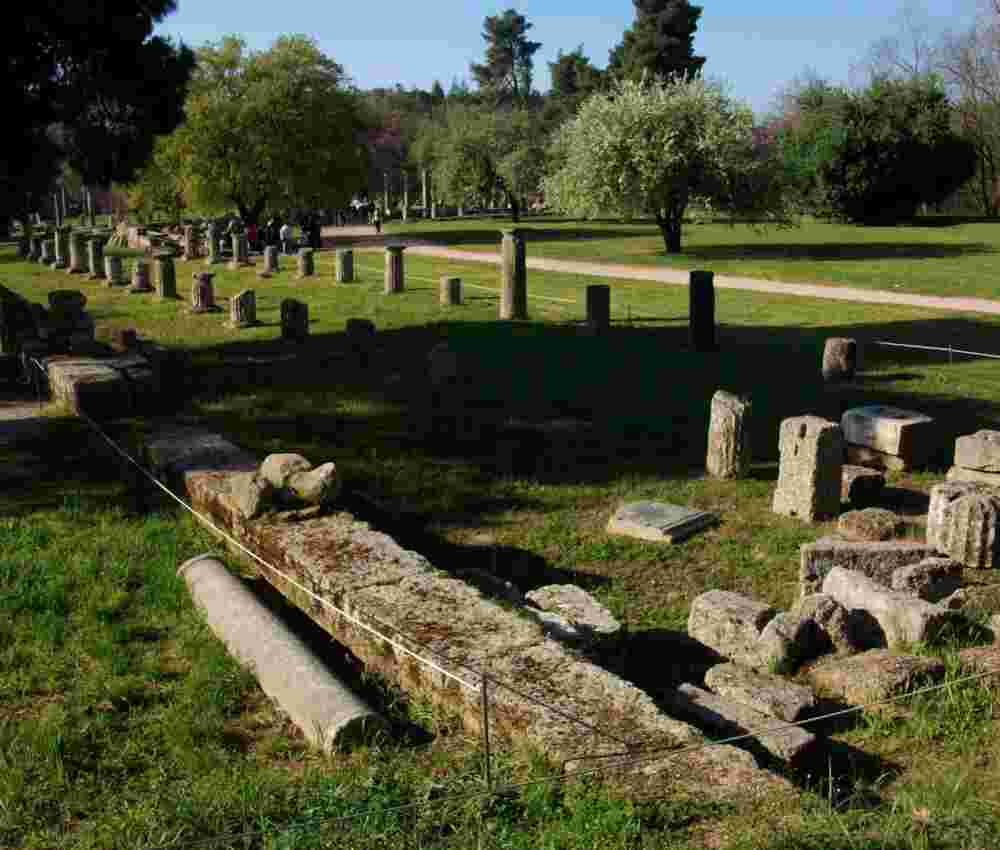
(227, 289, 257, 329)
(821, 337, 858, 381)
(706, 390, 751, 479)
(182, 225, 196, 260)
(955, 430, 1000, 472)
(280, 298, 309, 342)
(190, 272, 220, 313)
(205, 225, 222, 265)
(260, 453, 312, 488)
(789, 593, 854, 654)
(947, 493, 1000, 568)
(51, 228, 69, 270)
(585, 284, 610, 332)
(229, 471, 275, 519)
(336, 249, 354, 282)
(86, 238, 105, 280)
(772, 416, 844, 522)
(806, 649, 945, 707)
(297, 248, 314, 278)
(154, 252, 177, 299)
(757, 611, 830, 674)
(837, 508, 905, 542)
(500, 229, 526, 320)
(607, 501, 717, 543)
(384, 245, 405, 294)
(841, 405, 936, 471)
(822, 566, 958, 648)
(104, 255, 125, 286)
(665, 683, 819, 768)
(67, 230, 87, 273)
(286, 463, 340, 506)
(957, 644, 1000, 675)
(688, 590, 777, 665)
(927, 481, 990, 551)
(946, 466, 1000, 487)
(524, 584, 621, 638)
(264, 245, 280, 274)
(228, 233, 251, 270)
(891, 558, 963, 602)
(799, 537, 939, 596)
(704, 662, 816, 722)
(128, 259, 152, 293)
(440, 276, 462, 306)
(841, 464, 885, 507)
(45, 356, 132, 420)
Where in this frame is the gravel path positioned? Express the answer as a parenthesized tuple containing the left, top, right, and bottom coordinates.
(323, 226, 1000, 316)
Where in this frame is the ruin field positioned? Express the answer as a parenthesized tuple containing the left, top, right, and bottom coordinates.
(4, 242, 1000, 849)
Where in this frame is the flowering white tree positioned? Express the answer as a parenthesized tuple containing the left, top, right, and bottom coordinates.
(543, 76, 786, 252)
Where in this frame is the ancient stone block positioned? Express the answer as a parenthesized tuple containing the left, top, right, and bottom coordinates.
(841, 464, 885, 507)
(757, 611, 830, 674)
(280, 298, 309, 342)
(841, 405, 936, 470)
(788, 593, 854, 654)
(927, 481, 989, 552)
(205, 225, 222, 265)
(104, 255, 125, 286)
(607, 501, 717, 543)
(286, 463, 340, 506)
(772, 416, 843, 522)
(800, 537, 941, 596)
(229, 471, 275, 519)
(263, 246, 280, 275)
(227, 289, 257, 329)
(384, 245, 405, 294)
(947, 493, 1000, 568)
(228, 233, 251, 270)
(297, 248, 314, 278)
(52, 228, 68, 270)
(704, 662, 816, 722)
(190, 272, 219, 313)
(336, 249, 354, 282)
(891, 558, 963, 602)
(837, 508, 905, 542)
(440, 276, 462, 306)
(128, 259, 152, 293)
(182, 225, 197, 260)
(524, 584, 621, 638)
(45, 356, 131, 420)
(821, 337, 858, 381)
(706, 390, 751, 479)
(67, 230, 87, 273)
(955, 430, 1000, 472)
(260, 453, 312, 488)
(500, 229, 527, 320)
(86, 238, 105, 280)
(40, 239, 54, 265)
(154, 252, 177, 299)
(957, 644, 1000, 675)
(946, 466, 1000, 488)
(806, 649, 945, 706)
(688, 590, 777, 665)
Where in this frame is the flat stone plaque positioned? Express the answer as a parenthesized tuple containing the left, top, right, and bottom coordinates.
(607, 501, 717, 543)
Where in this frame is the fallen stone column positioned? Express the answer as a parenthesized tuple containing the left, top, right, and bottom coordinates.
(799, 537, 939, 596)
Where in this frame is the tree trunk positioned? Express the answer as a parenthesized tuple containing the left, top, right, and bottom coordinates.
(509, 193, 520, 223)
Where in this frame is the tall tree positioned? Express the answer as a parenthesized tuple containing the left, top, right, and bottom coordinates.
(549, 46, 605, 101)
(470, 10, 542, 104)
(608, 0, 705, 82)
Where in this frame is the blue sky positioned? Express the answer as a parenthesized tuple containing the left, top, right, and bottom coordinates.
(155, 0, 980, 116)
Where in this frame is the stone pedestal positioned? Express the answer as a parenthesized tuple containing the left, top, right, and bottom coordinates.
(706, 390, 751, 479)
(440, 276, 462, 306)
(40, 239, 54, 265)
(263, 245, 280, 274)
(689, 270, 716, 352)
(384, 246, 405, 294)
(228, 289, 257, 328)
(52, 228, 69, 270)
(500, 229, 526, 320)
(772, 416, 844, 522)
(822, 338, 858, 382)
(155, 252, 178, 299)
(104, 255, 125, 286)
(205, 226, 221, 265)
(182, 225, 197, 260)
(67, 230, 87, 273)
(228, 234, 250, 270)
(86, 238, 105, 279)
(944, 493, 1000, 568)
(297, 248, 314, 278)
(842, 405, 936, 471)
(190, 272, 220, 313)
(585, 285, 610, 332)
(128, 259, 152, 293)
(336, 249, 354, 282)
(281, 298, 309, 342)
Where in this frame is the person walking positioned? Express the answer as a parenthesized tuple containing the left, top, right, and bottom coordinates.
(372, 206, 381, 235)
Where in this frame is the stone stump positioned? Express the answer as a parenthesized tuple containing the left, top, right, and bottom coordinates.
(52, 228, 69, 270)
(67, 230, 87, 274)
(585, 285, 611, 332)
(440, 276, 462, 306)
(297, 248, 314, 278)
(40, 239, 54, 266)
(706, 390, 751, 479)
(228, 234, 250, 270)
(772, 416, 844, 522)
(822, 338, 858, 382)
(946, 493, 1000, 568)
(190, 272, 220, 313)
(263, 245, 280, 274)
(281, 299, 309, 342)
(500, 228, 527, 320)
(336, 249, 354, 282)
(86, 238, 105, 280)
(205, 225, 221, 265)
(154, 252, 178, 299)
(182, 225, 197, 260)
(384, 246, 405, 294)
(128, 259, 152, 293)
(689, 270, 716, 352)
(228, 289, 257, 329)
(104, 255, 125, 286)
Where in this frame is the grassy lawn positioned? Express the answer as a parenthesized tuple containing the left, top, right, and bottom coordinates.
(4, 244, 1000, 848)
(384, 216, 1000, 301)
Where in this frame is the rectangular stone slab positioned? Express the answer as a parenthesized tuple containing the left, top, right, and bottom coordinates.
(688, 590, 777, 667)
(806, 649, 945, 707)
(954, 430, 1000, 473)
(607, 501, 717, 543)
(704, 662, 816, 722)
(841, 405, 935, 466)
(799, 537, 939, 596)
(45, 356, 131, 420)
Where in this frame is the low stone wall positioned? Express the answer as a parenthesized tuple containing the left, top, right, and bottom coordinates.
(145, 426, 794, 804)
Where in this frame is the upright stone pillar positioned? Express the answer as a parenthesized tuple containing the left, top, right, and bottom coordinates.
(689, 270, 716, 352)
(29, 236, 42, 261)
(129, 259, 152, 293)
(104, 254, 125, 286)
(182, 225, 196, 260)
(822, 338, 858, 382)
(336, 249, 354, 282)
(500, 228, 527, 320)
(706, 391, 751, 479)
(384, 245, 405, 294)
(40, 239, 54, 265)
(52, 228, 69, 270)
(86, 237, 105, 280)
(263, 245, 280, 274)
(281, 298, 309, 342)
(944, 493, 1000, 568)
(228, 234, 250, 270)
(297, 248, 314, 278)
(190, 272, 219, 313)
(228, 289, 257, 328)
(155, 252, 178, 299)
(772, 416, 844, 522)
(585, 285, 611, 332)
(440, 276, 462, 306)
(67, 230, 87, 274)
(205, 224, 221, 265)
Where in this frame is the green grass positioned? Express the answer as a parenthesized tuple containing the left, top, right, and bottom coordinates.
(385, 216, 1000, 301)
(5, 242, 1000, 847)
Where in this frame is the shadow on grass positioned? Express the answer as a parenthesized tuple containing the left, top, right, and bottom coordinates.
(682, 242, 995, 263)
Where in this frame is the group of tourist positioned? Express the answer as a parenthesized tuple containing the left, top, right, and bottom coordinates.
(215, 212, 323, 255)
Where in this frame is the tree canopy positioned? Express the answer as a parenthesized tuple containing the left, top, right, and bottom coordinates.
(608, 0, 705, 82)
(470, 10, 542, 104)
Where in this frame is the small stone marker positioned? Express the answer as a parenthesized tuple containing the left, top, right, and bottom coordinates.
(607, 500, 717, 543)
(841, 404, 936, 471)
(40, 239, 54, 265)
(384, 245, 405, 294)
(104, 254, 125, 286)
(807, 649, 945, 707)
(264, 245, 280, 274)
(689, 270, 716, 352)
(500, 228, 527, 320)
(524, 584, 621, 638)
(297, 247, 314, 278)
(154, 252, 178, 299)
(336, 249, 354, 282)
(687, 589, 777, 666)
(281, 298, 309, 342)
(29, 236, 42, 261)
(772, 416, 843, 522)
(67, 230, 87, 274)
(706, 390, 750, 479)
(950, 430, 1000, 487)
(205, 224, 221, 265)
(190, 271, 219, 313)
(128, 259, 152, 293)
(228, 289, 257, 329)
(228, 234, 250, 270)
(927, 481, 991, 552)
(86, 238, 105, 280)
(440, 276, 462, 306)
(52, 228, 68, 269)
(182, 225, 196, 260)
(822, 337, 858, 381)
(585, 285, 610, 332)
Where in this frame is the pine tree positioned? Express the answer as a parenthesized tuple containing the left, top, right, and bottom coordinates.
(609, 0, 705, 82)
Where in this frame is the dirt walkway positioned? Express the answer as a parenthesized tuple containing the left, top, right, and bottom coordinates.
(322, 226, 1000, 316)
